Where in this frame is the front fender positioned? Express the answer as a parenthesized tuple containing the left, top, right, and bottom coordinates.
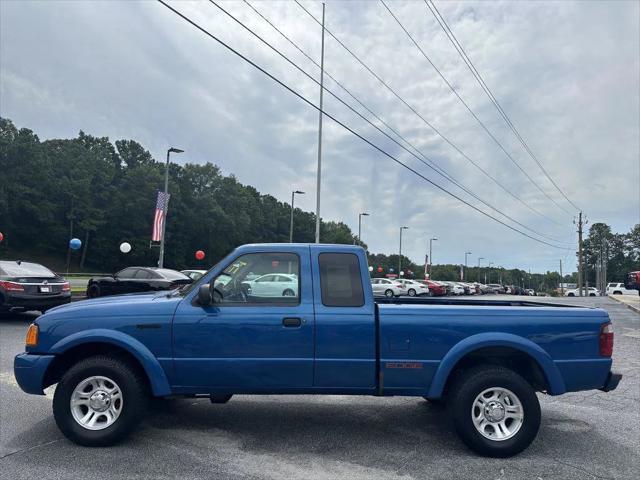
(427, 332, 566, 398)
(49, 329, 172, 396)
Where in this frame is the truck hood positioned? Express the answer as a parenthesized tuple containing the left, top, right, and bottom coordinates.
(40, 291, 181, 317)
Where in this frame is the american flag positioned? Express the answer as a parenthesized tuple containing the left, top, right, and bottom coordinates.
(151, 191, 170, 242)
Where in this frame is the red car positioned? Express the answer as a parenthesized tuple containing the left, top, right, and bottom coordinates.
(420, 279, 446, 296)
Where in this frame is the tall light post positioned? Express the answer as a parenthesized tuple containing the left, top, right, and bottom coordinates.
(487, 261, 494, 284)
(356, 212, 369, 245)
(399, 226, 409, 275)
(477, 257, 484, 282)
(464, 251, 472, 281)
(158, 147, 184, 268)
(314, 3, 326, 244)
(289, 190, 305, 242)
(429, 237, 438, 276)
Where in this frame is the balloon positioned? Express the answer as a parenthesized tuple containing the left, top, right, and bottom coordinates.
(368, 266, 373, 272)
(69, 238, 82, 250)
(400, 271, 405, 277)
(377, 267, 383, 273)
(389, 268, 394, 273)
(195, 250, 205, 260)
(120, 242, 132, 254)
(0, 232, 4, 242)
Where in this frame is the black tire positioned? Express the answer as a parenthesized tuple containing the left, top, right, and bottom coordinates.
(567, 293, 575, 297)
(408, 289, 416, 297)
(53, 355, 149, 447)
(448, 365, 540, 458)
(87, 284, 101, 298)
(613, 291, 622, 295)
(282, 289, 295, 297)
(589, 293, 596, 297)
(384, 289, 394, 298)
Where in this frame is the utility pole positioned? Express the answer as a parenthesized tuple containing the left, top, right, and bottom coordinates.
(314, 3, 326, 244)
(158, 147, 183, 268)
(477, 257, 484, 283)
(575, 212, 587, 297)
(429, 237, 437, 276)
(356, 212, 369, 245)
(289, 190, 305, 243)
(559, 259, 564, 295)
(464, 251, 472, 281)
(399, 226, 408, 275)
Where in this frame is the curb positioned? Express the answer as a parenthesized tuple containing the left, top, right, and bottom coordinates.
(608, 295, 640, 314)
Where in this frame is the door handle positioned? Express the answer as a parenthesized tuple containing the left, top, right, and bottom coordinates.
(282, 317, 302, 327)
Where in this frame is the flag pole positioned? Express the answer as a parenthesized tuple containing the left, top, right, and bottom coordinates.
(158, 147, 183, 267)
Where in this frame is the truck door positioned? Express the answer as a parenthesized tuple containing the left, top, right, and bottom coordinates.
(311, 248, 377, 391)
(172, 247, 314, 390)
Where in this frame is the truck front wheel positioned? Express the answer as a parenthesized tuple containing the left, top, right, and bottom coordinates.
(449, 365, 540, 457)
(53, 355, 149, 446)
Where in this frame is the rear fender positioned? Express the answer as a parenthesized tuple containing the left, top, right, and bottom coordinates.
(427, 332, 566, 398)
(49, 329, 171, 396)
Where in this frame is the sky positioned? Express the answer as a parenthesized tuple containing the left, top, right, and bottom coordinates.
(1, 0, 639, 273)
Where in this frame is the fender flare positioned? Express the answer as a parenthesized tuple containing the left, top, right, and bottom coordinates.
(49, 329, 172, 396)
(426, 332, 566, 398)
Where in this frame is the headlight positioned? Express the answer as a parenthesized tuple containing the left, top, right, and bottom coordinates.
(25, 323, 39, 347)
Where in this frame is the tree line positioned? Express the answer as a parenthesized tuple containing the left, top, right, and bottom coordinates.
(1, 117, 637, 291)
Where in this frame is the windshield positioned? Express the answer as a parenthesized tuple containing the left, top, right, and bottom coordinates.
(154, 268, 190, 280)
(0, 261, 56, 278)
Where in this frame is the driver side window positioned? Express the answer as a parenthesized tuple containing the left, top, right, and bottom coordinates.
(212, 252, 300, 305)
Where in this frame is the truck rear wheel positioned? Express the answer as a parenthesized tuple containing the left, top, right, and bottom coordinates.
(53, 355, 148, 446)
(448, 365, 540, 457)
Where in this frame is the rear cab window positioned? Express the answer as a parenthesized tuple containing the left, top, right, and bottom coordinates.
(318, 253, 365, 307)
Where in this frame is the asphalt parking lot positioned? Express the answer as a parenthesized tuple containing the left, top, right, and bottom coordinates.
(1, 296, 638, 480)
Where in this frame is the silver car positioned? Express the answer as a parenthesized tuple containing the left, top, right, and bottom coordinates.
(371, 278, 408, 298)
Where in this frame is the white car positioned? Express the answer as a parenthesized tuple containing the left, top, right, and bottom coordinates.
(371, 278, 408, 298)
(443, 282, 465, 295)
(606, 283, 638, 296)
(397, 279, 430, 297)
(245, 273, 298, 298)
(180, 269, 207, 281)
(565, 287, 600, 297)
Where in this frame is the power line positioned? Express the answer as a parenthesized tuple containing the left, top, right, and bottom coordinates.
(425, 0, 580, 212)
(294, 0, 565, 227)
(381, 0, 574, 217)
(155, 0, 570, 250)
(239, 1, 571, 245)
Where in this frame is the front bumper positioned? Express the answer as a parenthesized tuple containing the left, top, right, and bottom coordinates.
(600, 372, 622, 392)
(14, 353, 56, 395)
(3, 292, 71, 312)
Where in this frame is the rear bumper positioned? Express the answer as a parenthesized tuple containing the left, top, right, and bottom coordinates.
(600, 372, 622, 392)
(14, 353, 56, 395)
(2, 292, 71, 311)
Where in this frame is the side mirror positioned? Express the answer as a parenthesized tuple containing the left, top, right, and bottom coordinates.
(198, 284, 212, 306)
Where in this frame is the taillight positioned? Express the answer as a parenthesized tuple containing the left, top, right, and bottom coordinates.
(61, 282, 70, 292)
(0, 280, 25, 292)
(599, 322, 614, 357)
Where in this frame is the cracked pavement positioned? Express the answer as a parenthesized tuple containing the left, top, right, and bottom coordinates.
(1, 296, 638, 479)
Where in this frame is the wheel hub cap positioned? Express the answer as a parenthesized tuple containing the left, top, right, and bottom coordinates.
(89, 391, 111, 412)
(484, 401, 506, 422)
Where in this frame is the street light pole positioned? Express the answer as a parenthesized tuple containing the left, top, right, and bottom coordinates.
(289, 190, 305, 243)
(464, 251, 472, 281)
(487, 261, 494, 284)
(314, 3, 326, 244)
(357, 212, 369, 245)
(477, 257, 484, 282)
(399, 226, 408, 275)
(429, 237, 438, 276)
(158, 147, 184, 268)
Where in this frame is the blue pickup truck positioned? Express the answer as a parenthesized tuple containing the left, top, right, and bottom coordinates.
(14, 244, 621, 457)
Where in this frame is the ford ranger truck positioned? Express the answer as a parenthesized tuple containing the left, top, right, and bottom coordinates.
(13, 244, 621, 457)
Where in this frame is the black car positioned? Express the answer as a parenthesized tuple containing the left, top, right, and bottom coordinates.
(86, 267, 192, 298)
(0, 260, 71, 313)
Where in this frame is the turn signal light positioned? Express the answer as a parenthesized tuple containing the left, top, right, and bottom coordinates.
(25, 324, 39, 347)
(599, 322, 614, 357)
